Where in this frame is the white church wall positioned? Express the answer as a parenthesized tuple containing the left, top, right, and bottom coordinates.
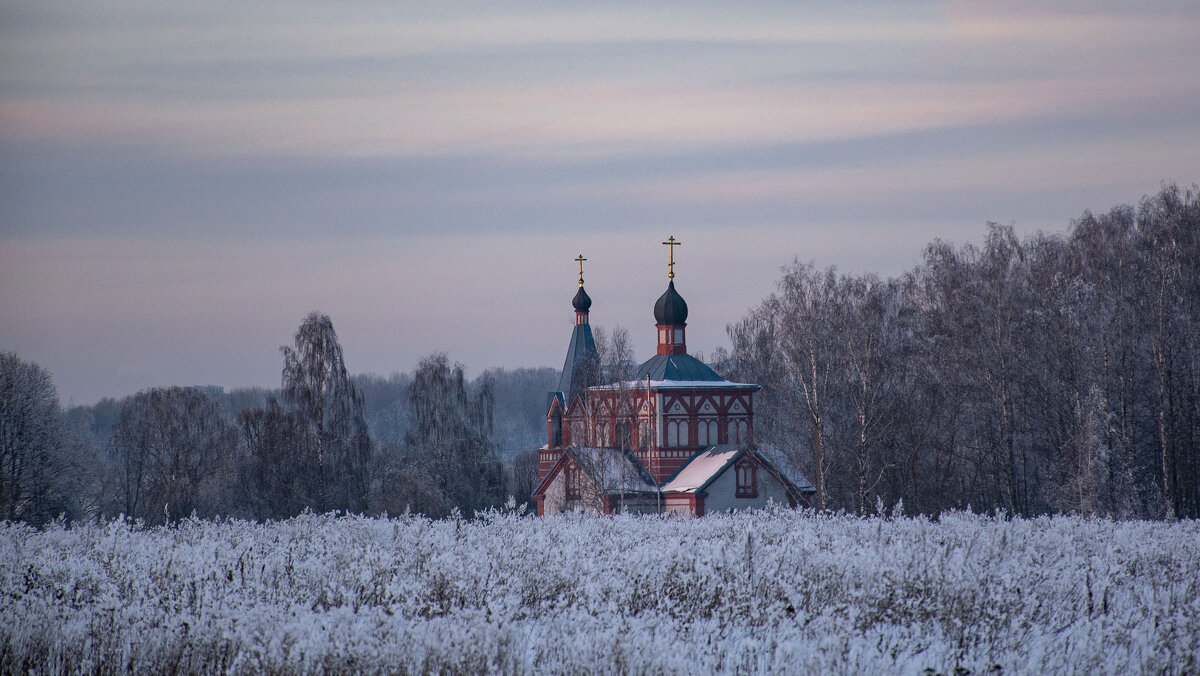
(664, 495, 694, 516)
(702, 461, 790, 513)
(542, 468, 568, 516)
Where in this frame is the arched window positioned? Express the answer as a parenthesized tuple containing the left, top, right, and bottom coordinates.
(728, 420, 738, 444)
(667, 421, 678, 446)
(697, 420, 708, 446)
(707, 420, 718, 446)
(679, 420, 689, 446)
(566, 465, 582, 501)
(738, 420, 748, 444)
(735, 459, 757, 498)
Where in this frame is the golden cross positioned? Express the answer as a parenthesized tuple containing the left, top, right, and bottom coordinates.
(575, 254, 587, 286)
(661, 236, 682, 280)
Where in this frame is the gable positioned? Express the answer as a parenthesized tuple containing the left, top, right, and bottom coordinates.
(535, 447, 657, 498)
(660, 445, 814, 497)
(532, 452, 572, 497)
(661, 446, 741, 494)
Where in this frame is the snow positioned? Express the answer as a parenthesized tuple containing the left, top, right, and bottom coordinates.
(661, 446, 740, 492)
(568, 446, 657, 493)
(593, 379, 759, 390)
(757, 444, 817, 492)
(2, 510, 1198, 673)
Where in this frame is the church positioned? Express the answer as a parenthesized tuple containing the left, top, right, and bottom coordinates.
(532, 238, 815, 516)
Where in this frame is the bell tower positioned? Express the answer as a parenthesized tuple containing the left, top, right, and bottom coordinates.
(655, 236, 688, 356)
(541, 255, 599, 478)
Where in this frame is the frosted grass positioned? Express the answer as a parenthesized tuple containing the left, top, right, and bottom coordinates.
(3, 508, 1198, 674)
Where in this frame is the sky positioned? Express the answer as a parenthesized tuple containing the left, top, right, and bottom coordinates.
(1, 1, 1198, 405)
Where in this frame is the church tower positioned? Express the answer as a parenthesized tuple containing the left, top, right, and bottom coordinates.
(631, 236, 760, 482)
(557, 255, 598, 404)
(541, 255, 598, 478)
(654, 236, 688, 356)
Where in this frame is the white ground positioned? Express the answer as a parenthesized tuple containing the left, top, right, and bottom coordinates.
(3, 508, 1197, 674)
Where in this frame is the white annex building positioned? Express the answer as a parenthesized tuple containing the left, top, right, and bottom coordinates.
(532, 239, 815, 516)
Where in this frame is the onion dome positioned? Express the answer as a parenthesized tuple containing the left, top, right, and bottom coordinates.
(653, 280, 688, 325)
(573, 285, 592, 312)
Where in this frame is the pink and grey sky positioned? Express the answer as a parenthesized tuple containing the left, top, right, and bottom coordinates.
(2, 1, 1198, 404)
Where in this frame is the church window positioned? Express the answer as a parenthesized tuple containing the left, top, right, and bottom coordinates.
(617, 422, 632, 449)
(697, 420, 708, 446)
(735, 459, 757, 498)
(673, 328, 683, 343)
(566, 465, 582, 501)
(679, 420, 689, 446)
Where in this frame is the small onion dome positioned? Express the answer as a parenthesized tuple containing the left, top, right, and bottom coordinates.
(572, 285, 592, 312)
(653, 280, 688, 325)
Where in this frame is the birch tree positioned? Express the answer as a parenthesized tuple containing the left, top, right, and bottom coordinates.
(281, 312, 373, 514)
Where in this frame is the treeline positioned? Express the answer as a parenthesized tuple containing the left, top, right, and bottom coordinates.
(0, 313, 556, 526)
(723, 184, 1200, 519)
(3, 185, 1197, 525)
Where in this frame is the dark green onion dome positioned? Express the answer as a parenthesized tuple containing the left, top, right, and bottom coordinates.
(573, 285, 592, 312)
(653, 280, 688, 325)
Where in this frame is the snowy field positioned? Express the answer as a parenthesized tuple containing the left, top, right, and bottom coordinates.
(3, 508, 1198, 675)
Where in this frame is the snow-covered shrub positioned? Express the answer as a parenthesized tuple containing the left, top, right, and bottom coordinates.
(2, 509, 1197, 674)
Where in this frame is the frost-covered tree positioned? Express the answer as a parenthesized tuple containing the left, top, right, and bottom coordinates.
(109, 386, 236, 524)
(730, 263, 841, 510)
(729, 184, 1200, 519)
(0, 352, 74, 524)
(403, 354, 506, 516)
(237, 397, 308, 519)
(507, 449, 539, 510)
(280, 311, 373, 514)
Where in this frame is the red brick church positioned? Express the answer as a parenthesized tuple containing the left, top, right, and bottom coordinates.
(532, 238, 815, 516)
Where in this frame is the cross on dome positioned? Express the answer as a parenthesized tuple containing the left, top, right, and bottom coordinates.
(662, 236, 681, 280)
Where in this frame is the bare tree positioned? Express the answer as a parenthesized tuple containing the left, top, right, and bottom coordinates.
(109, 386, 236, 524)
(237, 397, 308, 519)
(834, 275, 906, 514)
(404, 354, 506, 516)
(0, 352, 73, 524)
(751, 263, 841, 511)
(507, 449, 540, 510)
(281, 312, 373, 514)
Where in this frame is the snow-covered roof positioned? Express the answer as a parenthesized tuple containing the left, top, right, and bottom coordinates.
(756, 444, 816, 492)
(660, 444, 818, 495)
(592, 379, 759, 391)
(568, 447, 658, 494)
(661, 446, 741, 493)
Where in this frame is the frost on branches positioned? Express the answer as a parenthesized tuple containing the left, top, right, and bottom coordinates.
(2, 509, 1197, 674)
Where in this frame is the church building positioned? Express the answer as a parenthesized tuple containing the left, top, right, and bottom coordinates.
(532, 238, 815, 516)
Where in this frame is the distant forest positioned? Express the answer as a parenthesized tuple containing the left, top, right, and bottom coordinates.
(2, 183, 1197, 523)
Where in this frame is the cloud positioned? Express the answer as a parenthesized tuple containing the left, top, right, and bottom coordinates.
(4, 1, 1196, 160)
(1, 0, 1197, 402)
